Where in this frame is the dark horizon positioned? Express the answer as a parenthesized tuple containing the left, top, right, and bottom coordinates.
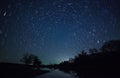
(0, 0, 120, 64)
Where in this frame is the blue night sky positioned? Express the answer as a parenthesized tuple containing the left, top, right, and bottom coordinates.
(0, 0, 120, 64)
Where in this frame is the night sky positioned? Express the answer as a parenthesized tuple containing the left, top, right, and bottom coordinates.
(0, 0, 120, 64)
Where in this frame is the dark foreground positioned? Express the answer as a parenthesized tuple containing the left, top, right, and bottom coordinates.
(0, 63, 49, 78)
(0, 62, 120, 78)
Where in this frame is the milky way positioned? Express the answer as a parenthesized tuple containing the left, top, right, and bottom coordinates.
(0, 0, 120, 64)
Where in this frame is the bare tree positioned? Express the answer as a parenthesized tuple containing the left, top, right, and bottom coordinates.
(20, 53, 33, 65)
(20, 53, 42, 69)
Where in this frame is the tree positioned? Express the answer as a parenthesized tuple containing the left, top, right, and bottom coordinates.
(69, 58, 74, 63)
(20, 53, 42, 69)
(32, 55, 42, 70)
(20, 53, 33, 65)
(101, 40, 120, 52)
(89, 48, 98, 54)
(81, 50, 87, 55)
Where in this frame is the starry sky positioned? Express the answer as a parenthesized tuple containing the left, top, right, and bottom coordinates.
(0, 0, 120, 64)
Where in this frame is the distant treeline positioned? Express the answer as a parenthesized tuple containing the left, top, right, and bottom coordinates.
(53, 40, 120, 72)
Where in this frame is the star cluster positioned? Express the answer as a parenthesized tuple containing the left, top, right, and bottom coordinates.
(0, 0, 120, 64)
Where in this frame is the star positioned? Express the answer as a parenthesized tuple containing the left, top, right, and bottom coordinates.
(3, 11, 7, 16)
(97, 40, 100, 44)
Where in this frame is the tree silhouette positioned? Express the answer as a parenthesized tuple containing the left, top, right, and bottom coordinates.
(32, 55, 42, 70)
(20, 53, 42, 69)
(89, 48, 98, 54)
(69, 58, 74, 63)
(57, 40, 120, 73)
(101, 40, 120, 52)
(20, 53, 33, 65)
